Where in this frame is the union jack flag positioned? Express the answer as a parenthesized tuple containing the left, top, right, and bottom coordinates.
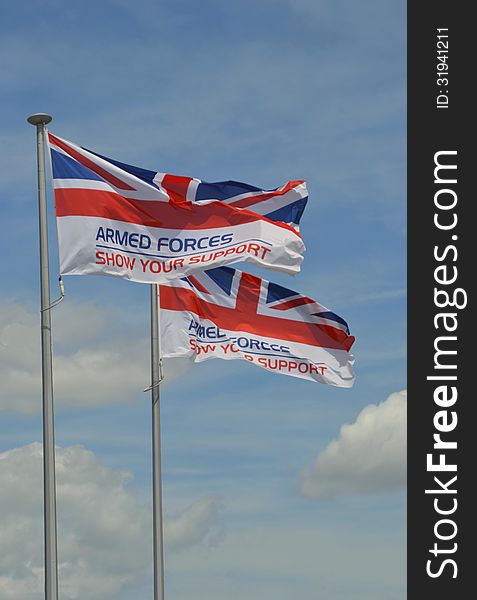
(47, 133, 307, 283)
(160, 267, 355, 387)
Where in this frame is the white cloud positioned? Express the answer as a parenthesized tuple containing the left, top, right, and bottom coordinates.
(166, 496, 225, 551)
(300, 390, 406, 499)
(0, 443, 224, 600)
(0, 443, 146, 599)
(0, 299, 189, 414)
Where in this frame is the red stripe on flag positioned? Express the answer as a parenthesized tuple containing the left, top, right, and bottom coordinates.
(269, 296, 316, 311)
(187, 276, 211, 294)
(54, 188, 302, 233)
(234, 272, 261, 314)
(49, 134, 136, 191)
(161, 174, 193, 203)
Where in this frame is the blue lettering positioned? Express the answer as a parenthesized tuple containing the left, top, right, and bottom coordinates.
(96, 228, 151, 250)
(187, 321, 227, 340)
(140, 235, 151, 249)
(170, 238, 183, 252)
(154, 234, 234, 253)
(184, 238, 196, 251)
(113, 230, 128, 246)
(129, 233, 139, 248)
(237, 337, 248, 348)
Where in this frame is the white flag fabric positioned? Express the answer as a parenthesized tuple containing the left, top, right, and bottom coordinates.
(160, 267, 355, 387)
(48, 133, 307, 283)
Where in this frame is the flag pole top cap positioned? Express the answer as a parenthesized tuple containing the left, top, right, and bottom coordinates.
(27, 113, 52, 126)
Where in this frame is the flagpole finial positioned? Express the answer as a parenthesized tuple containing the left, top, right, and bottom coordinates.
(27, 113, 52, 126)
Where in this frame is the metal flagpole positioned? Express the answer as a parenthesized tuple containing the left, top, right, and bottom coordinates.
(27, 113, 59, 600)
(150, 283, 165, 600)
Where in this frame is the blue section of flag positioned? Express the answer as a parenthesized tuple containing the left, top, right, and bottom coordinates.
(266, 281, 297, 304)
(196, 180, 263, 201)
(315, 311, 350, 334)
(84, 147, 159, 188)
(205, 266, 235, 295)
(264, 197, 307, 225)
(50, 149, 103, 181)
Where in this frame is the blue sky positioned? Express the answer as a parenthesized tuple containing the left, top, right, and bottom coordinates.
(0, 1, 406, 599)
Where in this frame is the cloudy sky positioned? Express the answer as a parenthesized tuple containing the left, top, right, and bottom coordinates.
(0, 1, 406, 598)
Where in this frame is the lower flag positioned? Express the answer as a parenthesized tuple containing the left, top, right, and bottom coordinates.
(160, 267, 355, 387)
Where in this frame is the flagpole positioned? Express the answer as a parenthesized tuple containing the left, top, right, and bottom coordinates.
(150, 283, 165, 600)
(27, 113, 59, 600)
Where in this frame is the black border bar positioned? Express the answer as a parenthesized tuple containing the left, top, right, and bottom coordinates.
(408, 2, 472, 597)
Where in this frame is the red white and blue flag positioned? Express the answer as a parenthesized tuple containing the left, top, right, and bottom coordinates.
(160, 267, 355, 386)
(47, 133, 307, 283)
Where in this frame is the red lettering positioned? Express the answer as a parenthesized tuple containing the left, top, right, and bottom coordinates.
(96, 251, 136, 270)
(196, 343, 217, 355)
(150, 261, 161, 273)
(260, 246, 271, 260)
(124, 256, 136, 270)
(247, 243, 260, 256)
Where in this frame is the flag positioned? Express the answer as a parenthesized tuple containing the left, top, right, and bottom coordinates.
(160, 267, 355, 387)
(47, 133, 308, 283)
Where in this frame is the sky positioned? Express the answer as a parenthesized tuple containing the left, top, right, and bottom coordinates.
(0, 1, 406, 599)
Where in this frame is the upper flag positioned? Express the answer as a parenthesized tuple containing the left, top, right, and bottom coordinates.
(160, 267, 355, 387)
(47, 133, 308, 283)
